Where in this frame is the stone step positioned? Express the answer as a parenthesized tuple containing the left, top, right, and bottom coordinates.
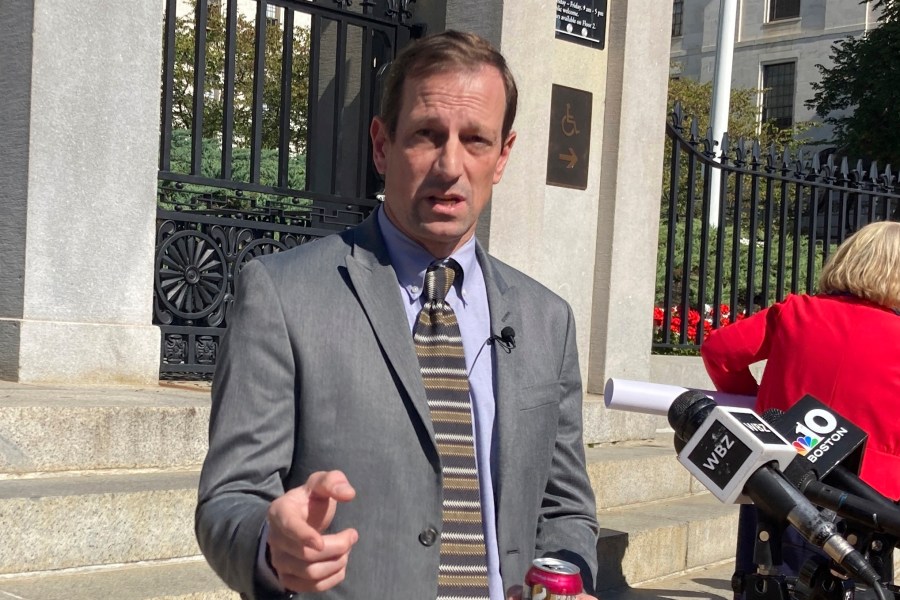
(596, 492, 741, 591)
(0, 385, 659, 476)
(602, 559, 737, 600)
(586, 430, 703, 510)
(0, 471, 199, 575)
(0, 381, 210, 475)
(1, 454, 736, 590)
(603, 553, 900, 600)
(0, 559, 238, 600)
(0, 381, 665, 475)
(583, 393, 662, 445)
(0, 383, 665, 476)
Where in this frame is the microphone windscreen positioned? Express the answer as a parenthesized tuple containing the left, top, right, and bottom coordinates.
(667, 390, 716, 441)
(761, 408, 784, 424)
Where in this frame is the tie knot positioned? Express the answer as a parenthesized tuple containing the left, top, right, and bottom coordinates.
(424, 258, 461, 303)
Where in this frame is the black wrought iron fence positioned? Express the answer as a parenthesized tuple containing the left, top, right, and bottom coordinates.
(155, 0, 418, 376)
(655, 102, 899, 354)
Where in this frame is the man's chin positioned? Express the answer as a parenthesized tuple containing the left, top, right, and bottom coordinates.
(412, 224, 475, 256)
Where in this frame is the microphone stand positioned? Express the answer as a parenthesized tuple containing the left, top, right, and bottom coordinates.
(734, 511, 794, 600)
(791, 520, 899, 600)
(796, 478, 900, 598)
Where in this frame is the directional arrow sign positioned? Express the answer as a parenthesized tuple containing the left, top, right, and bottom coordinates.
(559, 148, 578, 169)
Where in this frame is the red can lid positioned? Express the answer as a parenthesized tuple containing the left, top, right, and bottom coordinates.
(531, 558, 582, 593)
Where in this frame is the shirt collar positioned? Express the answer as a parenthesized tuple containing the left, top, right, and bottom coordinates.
(377, 205, 478, 304)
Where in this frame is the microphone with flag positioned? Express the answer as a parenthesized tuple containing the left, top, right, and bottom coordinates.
(666, 390, 884, 592)
(762, 401, 900, 560)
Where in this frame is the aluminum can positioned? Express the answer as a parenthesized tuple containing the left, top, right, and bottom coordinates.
(522, 557, 582, 599)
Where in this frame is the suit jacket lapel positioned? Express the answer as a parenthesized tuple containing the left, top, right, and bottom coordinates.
(477, 245, 523, 544)
(345, 215, 437, 453)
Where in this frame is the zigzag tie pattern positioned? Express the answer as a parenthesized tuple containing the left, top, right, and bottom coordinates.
(414, 258, 490, 600)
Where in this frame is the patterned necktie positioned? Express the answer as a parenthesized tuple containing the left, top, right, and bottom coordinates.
(414, 258, 490, 599)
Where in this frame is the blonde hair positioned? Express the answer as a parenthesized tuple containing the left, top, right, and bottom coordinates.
(818, 220, 900, 309)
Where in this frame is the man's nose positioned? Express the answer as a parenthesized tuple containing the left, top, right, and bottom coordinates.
(434, 138, 464, 180)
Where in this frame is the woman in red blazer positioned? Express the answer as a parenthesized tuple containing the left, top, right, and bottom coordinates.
(700, 220, 900, 590)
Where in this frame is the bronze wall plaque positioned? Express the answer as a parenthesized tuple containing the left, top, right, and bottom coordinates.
(546, 84, 592, 190)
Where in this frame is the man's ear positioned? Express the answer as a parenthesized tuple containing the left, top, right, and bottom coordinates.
(492, 130, 517, 184)
(370, 116, 389, 175)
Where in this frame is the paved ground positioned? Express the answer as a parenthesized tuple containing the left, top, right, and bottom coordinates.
(603, 561, 736, 600)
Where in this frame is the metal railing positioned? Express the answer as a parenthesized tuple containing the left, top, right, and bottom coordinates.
(655, 102, 899, 353)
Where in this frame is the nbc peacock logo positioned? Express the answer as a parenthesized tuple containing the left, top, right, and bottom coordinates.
(792, 435, 820, 456)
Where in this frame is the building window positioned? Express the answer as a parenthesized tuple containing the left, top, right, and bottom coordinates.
(768, 0, 800, 22)
(762, 62, 795, 130)
(672, 0, 684, 37)
(266, 4, 278, 25)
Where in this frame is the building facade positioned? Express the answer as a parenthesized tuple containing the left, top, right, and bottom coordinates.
(671, 0, 879, 144)
(2, 0, 677, 446)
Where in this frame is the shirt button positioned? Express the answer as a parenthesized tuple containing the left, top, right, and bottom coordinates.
(410, 285, 420, 294)
(418, 527, 438, 546)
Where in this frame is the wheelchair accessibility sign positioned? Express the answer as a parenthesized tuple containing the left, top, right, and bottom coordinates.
(546, 84, 592, 190)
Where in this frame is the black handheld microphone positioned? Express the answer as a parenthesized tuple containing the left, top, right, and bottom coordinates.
(668, 391, 882, 589)
(489, 326, 516, 353)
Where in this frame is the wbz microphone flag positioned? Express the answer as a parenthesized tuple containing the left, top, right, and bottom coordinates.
(677, 406, 796, 504)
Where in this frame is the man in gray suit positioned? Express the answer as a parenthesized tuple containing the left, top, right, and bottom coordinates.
(196, 30, 599, 600)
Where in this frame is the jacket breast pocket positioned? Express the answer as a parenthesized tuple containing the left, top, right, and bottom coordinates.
(516, 380, 562, 450)
(512, 380, 562, 493)
(517, 380, 563, 412)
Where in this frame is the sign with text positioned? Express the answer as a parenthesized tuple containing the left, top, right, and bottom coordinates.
(546, 84, 592, 190)
(556, 0, 607, 50)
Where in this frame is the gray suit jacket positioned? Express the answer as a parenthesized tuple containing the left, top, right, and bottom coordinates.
(196, 214, 599, 599)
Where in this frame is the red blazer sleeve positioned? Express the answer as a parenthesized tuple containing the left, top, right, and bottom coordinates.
(700, 307, 772, 395)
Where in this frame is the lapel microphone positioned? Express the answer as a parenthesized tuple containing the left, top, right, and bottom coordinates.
(489, 326, 516, 353)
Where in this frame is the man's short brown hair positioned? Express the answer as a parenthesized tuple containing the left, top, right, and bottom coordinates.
(378, 30, 518, 141)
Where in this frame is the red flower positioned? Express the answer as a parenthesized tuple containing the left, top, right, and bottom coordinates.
(653, 302, 749, 346)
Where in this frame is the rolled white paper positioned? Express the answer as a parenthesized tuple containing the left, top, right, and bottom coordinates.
(603, 377, 756, 416)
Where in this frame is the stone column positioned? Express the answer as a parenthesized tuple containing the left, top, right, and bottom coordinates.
(588, 0, 672, 393)
(452, 0, 609, 390)
(443, 1, 673, 441)
(0, 0, 162, 384)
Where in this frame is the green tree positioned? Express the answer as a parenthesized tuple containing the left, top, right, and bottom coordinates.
(662, 77, 810, 220)
(667, 76, 809, 150)
(169, 2, 311, 170)
(806, 0, 900, 165)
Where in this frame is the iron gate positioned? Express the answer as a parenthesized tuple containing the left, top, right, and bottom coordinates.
(155, 0, 420, 377)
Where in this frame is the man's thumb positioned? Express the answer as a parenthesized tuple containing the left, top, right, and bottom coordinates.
(305, 470, 355, 531)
